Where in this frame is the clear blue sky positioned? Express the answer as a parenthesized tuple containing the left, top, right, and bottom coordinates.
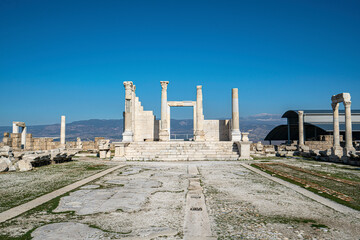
(1, 0, 359, 125)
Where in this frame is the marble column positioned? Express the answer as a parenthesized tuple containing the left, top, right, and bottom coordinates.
(344, 101, 355, 151)
(194, 85, 205, 141)
(122, 81, 134, 142)
(298, 111, 304, 146)
(231, 88, 241, 141)
(12, 122, 19, 133)
(21, 126, 27, 149)
(60, 115, 66, 146)
(332, 103, 340, 149)
(159, 81, 169, 141)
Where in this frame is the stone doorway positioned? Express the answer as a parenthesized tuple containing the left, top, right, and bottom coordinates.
(167, 101, 196, 141)
(168, 106, 195, 141)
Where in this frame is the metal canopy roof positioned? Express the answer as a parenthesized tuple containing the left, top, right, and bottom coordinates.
(282, 110, 360, 118)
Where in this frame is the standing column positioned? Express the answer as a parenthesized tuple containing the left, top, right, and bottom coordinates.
(344, 101, 355, 151)
(60, 115, 66, 146)
(231, 88, 241, 141)
(298, 111, 304, 146)
(159, 81, 169, 141)
(21, 126, 27, 149)
(195, 85, 205, 141)
(332, 103, 341, 149)
(12, 122, 19, 133)
(122, 81, 134, 142)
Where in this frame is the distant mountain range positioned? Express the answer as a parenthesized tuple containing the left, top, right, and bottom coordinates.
(0, 114, 285, 143)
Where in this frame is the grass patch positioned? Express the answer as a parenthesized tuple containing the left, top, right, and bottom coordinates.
(251, 156, 283, 161)
(252, 163, 360, 211)
(0, 160, 112, 213)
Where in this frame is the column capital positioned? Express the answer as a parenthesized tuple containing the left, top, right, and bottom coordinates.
(197, 85, 202, 90)
(123, 81, 133, 89)
(160, 81, 169, 90)
(331, 102, 339, 111)
(124, 81, 133, 100)
(344, 101, 352, 108)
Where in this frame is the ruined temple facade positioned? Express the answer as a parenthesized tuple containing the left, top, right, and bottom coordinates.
(113, 81, 251, 161)
(121, 81, 241, 142)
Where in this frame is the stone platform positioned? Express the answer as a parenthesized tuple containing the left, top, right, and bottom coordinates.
(119, 141, 240, 161)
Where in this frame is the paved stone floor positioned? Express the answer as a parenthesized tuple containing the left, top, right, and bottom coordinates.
(2, 161, 360, 239)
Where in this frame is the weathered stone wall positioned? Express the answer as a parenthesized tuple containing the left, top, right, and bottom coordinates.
(133, 96, 157, 141)
(305, 135, 344, 151)
(203, 120, 230, 141)
(2, 133, 109, 151)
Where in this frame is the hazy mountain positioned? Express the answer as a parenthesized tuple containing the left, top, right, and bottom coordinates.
(0, 114, 285, 142)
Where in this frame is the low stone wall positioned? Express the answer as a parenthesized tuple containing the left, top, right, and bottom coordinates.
(0, 146, 78, 172)
(250, 142, 276, 157)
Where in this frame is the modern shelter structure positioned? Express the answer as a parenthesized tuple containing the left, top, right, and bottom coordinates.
(265, 110, 360, 143)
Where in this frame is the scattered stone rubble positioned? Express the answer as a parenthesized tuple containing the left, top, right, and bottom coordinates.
(0, 146, 78, 172)
(250, 141, 276, 157)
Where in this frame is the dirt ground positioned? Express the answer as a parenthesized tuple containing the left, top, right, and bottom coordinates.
(1, 159, 359, 239)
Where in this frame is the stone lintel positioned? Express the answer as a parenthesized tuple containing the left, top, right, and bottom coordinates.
(167, 101, 196, 107)
(331, 93, 351, 104)
(13, 122, 26, 127)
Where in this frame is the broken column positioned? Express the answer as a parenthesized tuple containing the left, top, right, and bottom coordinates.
(21, 126, 27, 149)
(98, 139, 111, 159)
(237, 132, 252, 160)
(60, 116, 66, 146)
(159, 81, 169, 141)
(122, 81, 134, 142)
(231, 88, 241, 141)
(298, 111, 304, 146)
(76, 137, 83, 150)
(194, 85, 205, 141)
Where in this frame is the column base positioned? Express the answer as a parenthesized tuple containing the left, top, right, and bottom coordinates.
(231, 129, 241, 142)
(344, 147, 356, 154)
(194, 130, 205, 141)
(159, 130, 169, 141)
(331, 146, 343, 157)
(236, 141, 253, 160)
(122, 131, 133, 142)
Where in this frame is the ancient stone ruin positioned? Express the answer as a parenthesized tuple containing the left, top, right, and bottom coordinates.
(114, 81, 251, 161)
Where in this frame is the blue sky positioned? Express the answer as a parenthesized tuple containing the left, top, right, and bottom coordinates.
(1, 0, 359, 125)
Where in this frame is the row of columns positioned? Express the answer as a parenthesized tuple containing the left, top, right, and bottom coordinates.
(298, 93, 354, 152)
(331, 93, 354, 152)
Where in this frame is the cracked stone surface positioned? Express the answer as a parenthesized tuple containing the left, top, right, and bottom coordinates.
(32, 222, 109, 240)
(54, 178, 162, 214)
(2, 160, 360, 240)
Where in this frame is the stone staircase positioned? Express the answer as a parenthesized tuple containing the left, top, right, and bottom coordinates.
(123, 141, 240, 161)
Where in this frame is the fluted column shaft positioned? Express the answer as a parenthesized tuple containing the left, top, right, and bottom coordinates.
(298, 111, 304, 146)
(195, 85, 205, 141)
(60, 115, 66, 146)
(332, 103, 340, 148)
(122, 81, 134, 142)
(231, 88, 241, 141)
(344, 101, 354, 150)
(159, 81, 169, 141)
